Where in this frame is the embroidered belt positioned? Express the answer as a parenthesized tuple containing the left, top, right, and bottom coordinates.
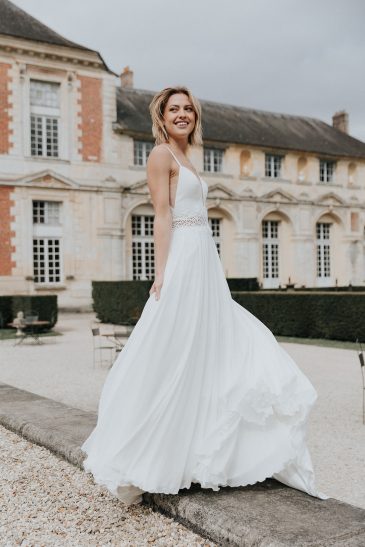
(172, 214, 209, 229)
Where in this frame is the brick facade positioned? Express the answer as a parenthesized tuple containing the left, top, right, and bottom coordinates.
(0, 62, 12, 155)
(77, 76, 103, 162)
(0, 186, 15, 275)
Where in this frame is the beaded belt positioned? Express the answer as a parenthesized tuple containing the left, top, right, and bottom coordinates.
(172, 214, 209, 229)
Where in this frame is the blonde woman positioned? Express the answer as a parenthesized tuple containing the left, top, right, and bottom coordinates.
(82, 86, 328, 505)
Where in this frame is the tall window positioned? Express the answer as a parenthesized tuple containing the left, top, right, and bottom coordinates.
(132, 214, 155, 280)
(209, 218, 221, 256)
(319, 160, 336, 183)
(265, 154, 282, 178)
(262, 220, 279, 287)
(134, 141, 154, 166)
(32, 201, 62, 284)
(204, 148, 223, 173)
(30, 80, 60, 158)
(316, 222, 331, 279)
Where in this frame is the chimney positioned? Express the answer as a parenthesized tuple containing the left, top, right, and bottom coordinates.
(332, 110, 349, 134)
(120, 65, 133, 89)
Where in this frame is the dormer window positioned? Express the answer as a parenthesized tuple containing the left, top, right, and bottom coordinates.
(30, 80, 60, 158)
(319, 159, 336, 183)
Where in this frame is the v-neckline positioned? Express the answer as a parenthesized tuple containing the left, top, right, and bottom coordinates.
(180, 164, 202, 184)
(170, 165, 206, 211)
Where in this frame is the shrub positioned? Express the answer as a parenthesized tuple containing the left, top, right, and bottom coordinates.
(231, 291, 365, 341)
(92, 281, 152, 325)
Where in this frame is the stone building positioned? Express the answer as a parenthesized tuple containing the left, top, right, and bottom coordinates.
(1, 0, 365, 309)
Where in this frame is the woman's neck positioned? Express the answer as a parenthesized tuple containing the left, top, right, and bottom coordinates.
(166, 138, 189, 155)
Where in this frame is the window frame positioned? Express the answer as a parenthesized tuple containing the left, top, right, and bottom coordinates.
(262, 220, 280, 288)
(208, 217, 222, 256)
(265, 153, 283, 179)
(29, 79, 61, 159)
(133, 140, 154, 166)
(32, 237, 63, 285)
(131, 214, 155, 280)
(316, 222, 331, 279)
(319, 159, 336, 183)
(203, 147, 224, 173)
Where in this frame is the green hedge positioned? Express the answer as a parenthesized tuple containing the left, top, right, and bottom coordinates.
(92, 281, 365, 341)
(226, 278, 260, 291)
(0, 295, 58, 329)
(92, 281, 152, 325)
(92, 279, 260, 325)
(231, 291, 365, 341)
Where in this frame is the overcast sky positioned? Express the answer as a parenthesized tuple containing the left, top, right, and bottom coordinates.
(13, 0, 365, 141)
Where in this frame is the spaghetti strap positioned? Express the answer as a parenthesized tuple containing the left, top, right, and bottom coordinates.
(164, 145, 182, 167)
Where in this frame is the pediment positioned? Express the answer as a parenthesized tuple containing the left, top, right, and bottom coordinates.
(207, 183, 238, 199)
(315, 192, 346, 207)
(20, 170, 79, 189)
(261, 189, 297, 203)
(240, 186, 257, 198)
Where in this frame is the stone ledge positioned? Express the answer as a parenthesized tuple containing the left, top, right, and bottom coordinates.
(1, 381, 365, 546)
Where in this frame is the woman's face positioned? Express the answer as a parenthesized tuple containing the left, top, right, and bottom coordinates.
(163, 93, 196, 142)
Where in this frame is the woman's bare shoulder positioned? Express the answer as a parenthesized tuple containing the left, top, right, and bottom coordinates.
(147, 144, 171, 171)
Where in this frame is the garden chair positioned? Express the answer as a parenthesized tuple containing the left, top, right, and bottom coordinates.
(91, 327, 115, 369)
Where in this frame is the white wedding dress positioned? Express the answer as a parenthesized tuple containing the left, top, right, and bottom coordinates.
(81, 145, 328, 505)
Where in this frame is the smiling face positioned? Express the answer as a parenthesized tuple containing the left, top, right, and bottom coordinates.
(162, 93, 196, 143)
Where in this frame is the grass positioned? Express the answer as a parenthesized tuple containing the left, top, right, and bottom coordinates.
(276, 335, 359, 351)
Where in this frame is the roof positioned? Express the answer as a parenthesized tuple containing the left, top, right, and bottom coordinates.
(116, 87, 365, 159)
(0, 0, 111, 71)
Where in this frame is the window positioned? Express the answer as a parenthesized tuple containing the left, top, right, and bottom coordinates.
(30, 80, 60, 158)
(316, 222, 331, 278)
(319, 160, 336, 183)
(131, 214, 155, 280)
(209, 218, 221, 256)
(32, 201, 62, 284)
(33, 201, 61, 225)
(134, 140, 154, 166)
(262, 220, 279, 285)
(265, 154, 282, 178)
(33, 238, 61, 283)
(204, 148, 223, 173)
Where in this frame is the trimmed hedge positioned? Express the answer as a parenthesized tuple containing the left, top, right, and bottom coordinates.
(92, 281, 152, 325)
(0, 295, 58, 329)
(92, 280, 365, 341)
(231, 291, 365, 341)
(226, 277, 260, 291)
(92, 279, 260, 325)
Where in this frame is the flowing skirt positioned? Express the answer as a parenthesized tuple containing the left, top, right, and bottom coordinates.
(81, 223, 328, 504)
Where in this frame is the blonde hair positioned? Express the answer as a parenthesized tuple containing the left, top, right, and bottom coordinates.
(149, 86, 203, 146)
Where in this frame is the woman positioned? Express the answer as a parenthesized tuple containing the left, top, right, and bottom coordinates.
(81, 86, 328, 505)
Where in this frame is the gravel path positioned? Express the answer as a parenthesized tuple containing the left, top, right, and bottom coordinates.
(0, 425, 215, 546)
(0, 312, 364, 511)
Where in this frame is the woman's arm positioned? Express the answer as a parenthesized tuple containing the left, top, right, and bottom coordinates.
(146, 145, 173, 300)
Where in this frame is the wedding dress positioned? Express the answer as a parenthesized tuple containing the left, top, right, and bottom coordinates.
(81, 145, 328, 505)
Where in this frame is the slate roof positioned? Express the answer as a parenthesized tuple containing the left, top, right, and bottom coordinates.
(116, 87, 365, 160)
(0, 0, 111, 71)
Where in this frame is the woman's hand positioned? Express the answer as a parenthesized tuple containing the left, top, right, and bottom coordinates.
(149, 274, 164, 300)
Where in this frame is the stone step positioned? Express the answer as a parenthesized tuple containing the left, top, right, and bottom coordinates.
(1, 381, 364, 546)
